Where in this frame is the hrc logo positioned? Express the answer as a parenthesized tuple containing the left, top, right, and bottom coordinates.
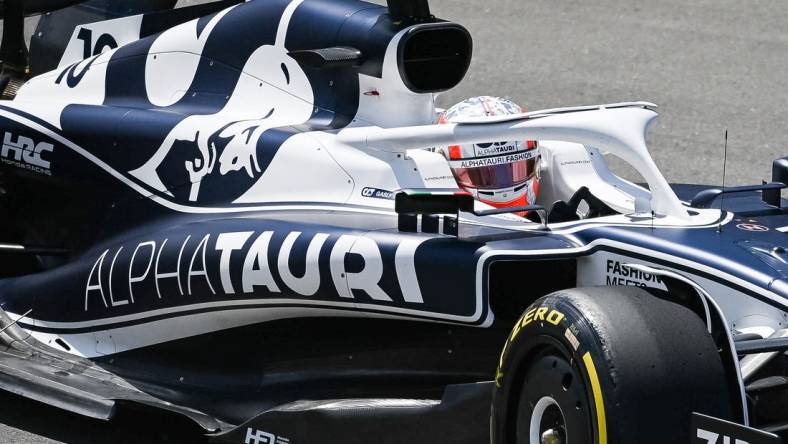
(1, 132, 54, 175)
(244, 428, 290, 444)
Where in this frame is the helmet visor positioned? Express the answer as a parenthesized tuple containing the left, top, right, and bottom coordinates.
(449, 151, 537, 189)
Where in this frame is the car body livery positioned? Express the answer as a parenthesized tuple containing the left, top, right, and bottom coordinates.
(0, 0, 786, 443)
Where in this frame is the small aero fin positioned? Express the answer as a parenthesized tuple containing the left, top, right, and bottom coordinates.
(288, 46, 363, 69)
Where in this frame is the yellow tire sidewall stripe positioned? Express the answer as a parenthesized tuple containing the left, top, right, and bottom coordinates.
(582, 351, 608, 444)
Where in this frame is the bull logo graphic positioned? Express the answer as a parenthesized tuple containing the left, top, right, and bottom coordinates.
(130, 1, 315, 204)
(172, 120, 267, 202)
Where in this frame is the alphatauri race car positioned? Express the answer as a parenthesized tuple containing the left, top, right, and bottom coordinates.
(0, 0, 787, 443)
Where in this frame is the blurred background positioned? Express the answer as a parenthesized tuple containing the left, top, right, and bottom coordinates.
(1, 0, 786, 442)
(422, 0, 787, 186)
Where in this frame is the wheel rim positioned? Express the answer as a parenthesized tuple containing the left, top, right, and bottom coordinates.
(529, 396, 566, 444)
(516, 349, 593, 444)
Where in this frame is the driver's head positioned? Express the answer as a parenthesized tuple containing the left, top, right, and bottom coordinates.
(439, 96, 541, 213)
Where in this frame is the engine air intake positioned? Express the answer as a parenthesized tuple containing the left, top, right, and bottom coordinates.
(398, 23, 472, 94)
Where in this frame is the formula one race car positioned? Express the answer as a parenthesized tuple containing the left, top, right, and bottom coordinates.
(0, 0, 787, 443)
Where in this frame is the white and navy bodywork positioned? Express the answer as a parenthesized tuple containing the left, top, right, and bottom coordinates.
(0, 0, 787, 442)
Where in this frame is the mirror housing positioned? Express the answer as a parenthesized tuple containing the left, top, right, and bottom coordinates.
(763, 156, 788, 207)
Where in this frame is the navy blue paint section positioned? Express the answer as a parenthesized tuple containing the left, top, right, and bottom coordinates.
(475, 218, 788, 312)
(284, 0, 395, 129)
(337, 7, 401, 79)
(113, 108, 189, 172)
(576, 224, 783, 288)
(369, 231, 485, 315)
(195, 11, 215, 38)
(101, 39, 158, 109)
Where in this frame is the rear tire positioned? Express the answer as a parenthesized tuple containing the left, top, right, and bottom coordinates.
(491, 286, 735, 443)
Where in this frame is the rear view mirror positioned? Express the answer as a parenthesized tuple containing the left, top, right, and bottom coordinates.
(763, 156, 788, 207)
(634, 197, 651, 215)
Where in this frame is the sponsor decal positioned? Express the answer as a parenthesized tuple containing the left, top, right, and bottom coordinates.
(736, 223, 769, 232)
(423, 175, 455, 182)
(605, 259, 664, 288)
(474, 141, 519, 157)
(496, 305, 565, 386)
(577, 253, 668, 290)
(559, 159, 592, 166)
(361, 187, 395, 200)
(564, 324, 580, 351)
(244, 428, 290, 444)
(450, 150, 536, 169)
(84, 230, 427, 312)
(509, 305, 564, 342)
(55, 55, 100, 89)
(0, 132, 54, 176)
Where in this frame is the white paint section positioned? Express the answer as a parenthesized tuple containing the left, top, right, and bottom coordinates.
(538, 141, 650, 215)
(145, 7, 235, 107)
(406, 148, 458, 188)
(233, 133, 354, 204)
(12, 51, 114, 128)
(94, 330, 115, 355)
(27, 307, 459, 358)
(276, 0, 306, 47)
(59, 15, 144, 68)
(350, 28, 436, 129)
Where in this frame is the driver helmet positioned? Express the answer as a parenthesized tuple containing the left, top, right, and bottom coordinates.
(438, 96, 540, 214)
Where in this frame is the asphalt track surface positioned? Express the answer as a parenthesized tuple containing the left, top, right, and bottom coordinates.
(1, 0, 787, 442)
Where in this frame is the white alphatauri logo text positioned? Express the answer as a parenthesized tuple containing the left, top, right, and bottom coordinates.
(85, 230, 426, 311)
(1, 132, 54, 175)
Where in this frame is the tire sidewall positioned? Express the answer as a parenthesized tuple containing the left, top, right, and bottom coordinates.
(493, 293, 613, 444)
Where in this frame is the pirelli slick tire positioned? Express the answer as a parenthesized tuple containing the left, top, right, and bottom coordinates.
(491, 286, 734, 444)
